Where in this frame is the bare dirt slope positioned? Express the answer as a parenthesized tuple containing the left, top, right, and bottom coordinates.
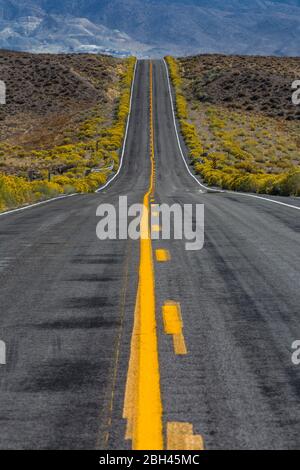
(0, 50, 124, 150)
(180, 54, 300, 121)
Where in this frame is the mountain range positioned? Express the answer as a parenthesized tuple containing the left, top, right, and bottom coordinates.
(0, 1, 299, 57)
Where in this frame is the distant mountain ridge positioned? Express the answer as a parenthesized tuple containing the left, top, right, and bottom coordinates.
(0, 0, 299, 57)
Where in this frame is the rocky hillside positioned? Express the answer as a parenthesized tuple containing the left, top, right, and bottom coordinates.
(179, 54, 300, 121)
(0, 50, 123, 151)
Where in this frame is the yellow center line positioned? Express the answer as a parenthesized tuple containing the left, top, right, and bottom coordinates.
(124, 61, 204, 452)
(123, 61, 163, 450)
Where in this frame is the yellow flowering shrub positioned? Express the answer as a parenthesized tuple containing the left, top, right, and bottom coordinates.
(0, 57, 136, 211)
(166, 56, 204, 160)
(166, 56, 300, 196)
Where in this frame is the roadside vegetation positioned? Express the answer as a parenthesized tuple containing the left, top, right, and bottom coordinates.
(0, 52, 136, 212)
(166, 55, 300, 196)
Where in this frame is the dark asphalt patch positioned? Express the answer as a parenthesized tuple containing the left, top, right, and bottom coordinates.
(30, 316, 120, 330)
(64, 275, 118, 283)
(63, 296, 112, 309)
(71, 256, 122, 265)
(11, 359, 108, 392)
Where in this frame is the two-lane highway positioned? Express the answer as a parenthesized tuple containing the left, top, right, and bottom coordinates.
(0, 59, 299, 450)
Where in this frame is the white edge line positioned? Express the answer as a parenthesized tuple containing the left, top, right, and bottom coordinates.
(0, 193, 80, 218)
(95, 59, 138, 193)
(227, 192, 300, 210)
(163, 58, 300, 211)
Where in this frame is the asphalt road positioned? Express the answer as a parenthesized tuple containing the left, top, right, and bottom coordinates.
(0, 59, 300, 450)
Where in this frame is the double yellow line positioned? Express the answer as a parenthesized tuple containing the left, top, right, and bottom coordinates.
(123, 62, 163, 450)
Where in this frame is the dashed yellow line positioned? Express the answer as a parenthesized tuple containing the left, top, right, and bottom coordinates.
(162, 301, 187, 355)
(167, 422, 204, 451)
(156, 249, 171, 262)
(123, 61, 163, 450)
(152, 224, 161, 233)
(162, 301, 182, 335)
